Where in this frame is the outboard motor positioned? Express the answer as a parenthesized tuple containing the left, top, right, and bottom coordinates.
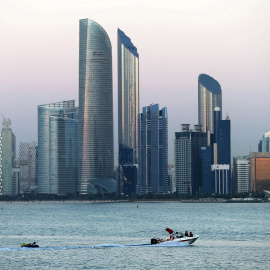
(151, 238, 158, 245)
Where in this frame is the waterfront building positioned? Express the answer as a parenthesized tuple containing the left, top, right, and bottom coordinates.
(232, 156, 250, 194)
(19, 142, 38, 194)
(175, 124, 207, 195)
(120, 164, 138, 196)
(261, 131, 270, 152)
(38, 100, 78, 195)
(168, 164, 176, 194)
(78, 19, 115, 194)
(198, 74, 222, 134)
(138, 104, 168, 194)
(0, 118, 16, 196)
(118, 28, 139, 163)
(12, 159, 20, 195)
(201, 109, 231, 194)
(117, 29, 139, 196)
(250, 152, 270, 193)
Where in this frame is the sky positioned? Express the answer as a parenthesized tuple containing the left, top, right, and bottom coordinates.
(0, 0, 269, 164)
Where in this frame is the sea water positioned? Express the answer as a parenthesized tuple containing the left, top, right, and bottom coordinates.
(0, 201, 269, 269)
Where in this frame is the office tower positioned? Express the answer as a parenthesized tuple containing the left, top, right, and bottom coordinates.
(212, 111, 231, 194)
(118, 28, 139, 163)
(168, 164, 176, 194)
(232, 156, 250, 194)
(78, 19, 115, 194)
(250, 152, 270, 193)
(175, 124, 207, 195)
(201, 146, 214, 194)
(202, 109, 231, 194)
(261, 131, 270, 152)
(138, 104, 168, 194)
(12, 159, 20, 195)
(38, 100, 78, 195)
(19, 142, 38, 194)
(0, 118, 16, 196)
(198, 74, 222, 134)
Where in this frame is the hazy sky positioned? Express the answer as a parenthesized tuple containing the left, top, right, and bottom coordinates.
(1, 0, 269, 163)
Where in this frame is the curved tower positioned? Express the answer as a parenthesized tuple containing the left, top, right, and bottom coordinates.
(198, 74, 222, 133)
(78, 19, 115, 194)
(118, 29, 139, 163)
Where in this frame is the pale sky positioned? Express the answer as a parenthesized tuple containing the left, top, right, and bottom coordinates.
(1, 0, 269, 163)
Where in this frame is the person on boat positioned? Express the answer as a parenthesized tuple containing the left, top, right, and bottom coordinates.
(185, 231, 188, 236)
(189, 232, 193, 237)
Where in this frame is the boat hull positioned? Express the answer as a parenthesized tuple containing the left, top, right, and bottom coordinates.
(151, 235, 199, 245)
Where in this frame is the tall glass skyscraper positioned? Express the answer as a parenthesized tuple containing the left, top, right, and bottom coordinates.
(0, 118, 16, 196)
(38, 100, 78, 194)
(78, 19, 115, 194)
(118, 29, 139, 163)
(198, 74, 222, 133)
(138, 104, 168, 194)
(20, 142, 38, 193)
(175, 124, 207, 195)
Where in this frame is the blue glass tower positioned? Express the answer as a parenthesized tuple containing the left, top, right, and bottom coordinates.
(38, 100, 78, 195)
(138, 104, 168, 194)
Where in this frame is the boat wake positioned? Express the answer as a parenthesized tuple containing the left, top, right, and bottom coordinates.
(0, 242, 191, 251)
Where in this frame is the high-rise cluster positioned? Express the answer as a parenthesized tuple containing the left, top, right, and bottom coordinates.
(175, 74, 231, 195)
(3, 19, 269, 198)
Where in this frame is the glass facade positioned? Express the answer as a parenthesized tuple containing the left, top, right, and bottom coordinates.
(38, 100, 77, 194)
(251, 152, 270, 193)
(78, 19, 115, 194)
(233, 157, 250, 194)
(175, 125, 207, 195)
(118, 29, 139, 163)
(0, 118, 15, 196)
(198, 74, 222, 133)
(138, 104, 168, 194)
(19, 142, 38, 193)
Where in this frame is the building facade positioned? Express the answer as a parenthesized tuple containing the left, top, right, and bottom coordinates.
(250, 152, 270, 193)
(118, 28, 139, 163)
(78, 19, 115, 194)
(138, 104, 168, 194)
(232, 156, 250, 194)
(175, 124, 207, 195)
(0, 118, 16, 196)
(38, 100, 78, 195)
(201, 109, 231, 195)
(198, 74, 222, 134)
(19, 142, 38, 194)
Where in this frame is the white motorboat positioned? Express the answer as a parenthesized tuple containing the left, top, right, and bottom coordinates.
(151, 228, 199, 245)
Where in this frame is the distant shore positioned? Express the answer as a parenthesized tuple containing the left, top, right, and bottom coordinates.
(0, 198, 268, 204)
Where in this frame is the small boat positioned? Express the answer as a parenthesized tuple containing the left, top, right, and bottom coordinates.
(21, 242, 39, 248)
(151, 228, 199, 245)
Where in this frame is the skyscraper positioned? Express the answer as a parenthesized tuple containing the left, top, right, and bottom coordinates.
(138, 104, 168, 194)
(250, 152, 270, 193)
(78, 19, 115, 194)
(118, 28, 139, 163)
(0, 118, 16, 196)
(201, 109, 231, 194)
(38, 100, 78, 194)
(20, 142, 38, 193)
(232, 156, 250, 194)
(198, 74, 222, 134)
(175, 124, 207, 195)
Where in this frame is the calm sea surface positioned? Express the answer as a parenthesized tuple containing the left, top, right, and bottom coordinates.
(0, 201, 269, 269)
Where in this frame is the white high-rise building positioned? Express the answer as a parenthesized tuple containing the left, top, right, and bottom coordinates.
(233, 157, 250, 194)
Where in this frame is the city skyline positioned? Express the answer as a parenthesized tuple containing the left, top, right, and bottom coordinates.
(1, 0, 270, 163)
